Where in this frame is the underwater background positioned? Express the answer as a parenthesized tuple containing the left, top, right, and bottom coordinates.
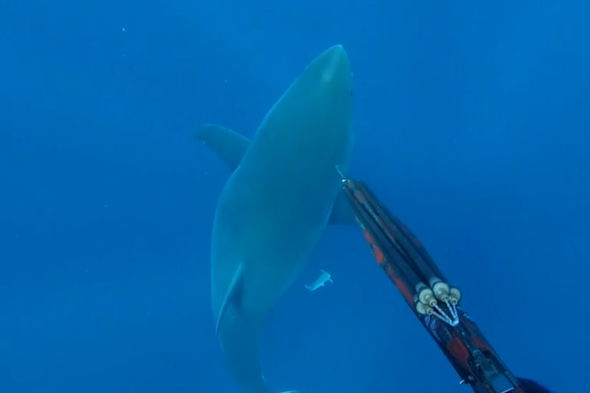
(1, 0, 589, 392)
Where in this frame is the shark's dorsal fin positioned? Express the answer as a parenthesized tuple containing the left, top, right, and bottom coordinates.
(195, 124, 251, 171)
(328, 191, 356, 225)
(215, 262, 245, 335)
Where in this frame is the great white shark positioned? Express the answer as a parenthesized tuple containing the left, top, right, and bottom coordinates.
(196, 44, 355, 393)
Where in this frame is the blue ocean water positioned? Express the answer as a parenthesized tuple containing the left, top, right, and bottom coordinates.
(1, 0, 589, 392)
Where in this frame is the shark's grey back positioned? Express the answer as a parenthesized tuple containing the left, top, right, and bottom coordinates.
(204, 44, 354, 393)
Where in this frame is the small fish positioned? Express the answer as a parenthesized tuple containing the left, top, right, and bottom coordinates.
(305, 270, 333, 291)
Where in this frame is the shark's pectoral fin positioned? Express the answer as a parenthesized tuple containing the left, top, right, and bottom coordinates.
(328, 191, 356, 225)
(216, 262, 246, 335)
(195, 124, 251, 171)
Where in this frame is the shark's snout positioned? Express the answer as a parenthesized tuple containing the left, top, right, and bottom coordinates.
(324, 44, 349, 67)
(306, 44, 353, 99)
(317, 44, 352, 86)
